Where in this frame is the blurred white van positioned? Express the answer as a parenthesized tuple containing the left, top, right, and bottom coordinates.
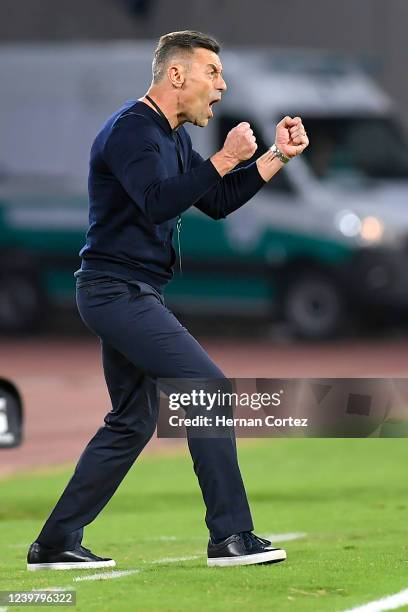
(0, 44, 407, 337)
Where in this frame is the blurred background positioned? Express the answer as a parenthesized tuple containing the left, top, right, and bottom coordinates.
(1, 0, 408, 470)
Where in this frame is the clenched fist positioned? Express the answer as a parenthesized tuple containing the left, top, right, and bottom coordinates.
(222, 122, 258, 163)
(275, 116, 309, 159)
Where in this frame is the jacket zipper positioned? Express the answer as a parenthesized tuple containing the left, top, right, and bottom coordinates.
(176, 215, 182, 275)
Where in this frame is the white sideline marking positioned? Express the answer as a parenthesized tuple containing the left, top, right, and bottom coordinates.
(343, 589, 408, 612)
(150, 555, 201, 564)
(0, 607, 8, 612)
(146, 532, 307, 544)
(73, 570, 139, 582)
(263, 532, 306, 543)
(32, 588, 68, 592)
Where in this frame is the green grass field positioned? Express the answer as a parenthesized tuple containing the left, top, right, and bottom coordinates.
(1, 439, 408, 611)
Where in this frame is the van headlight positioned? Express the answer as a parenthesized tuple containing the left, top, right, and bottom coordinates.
(360, 216, 384, 243)
(335, 210, 384, 244)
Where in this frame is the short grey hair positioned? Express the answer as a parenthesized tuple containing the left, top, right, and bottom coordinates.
(152, 30, 221, 83)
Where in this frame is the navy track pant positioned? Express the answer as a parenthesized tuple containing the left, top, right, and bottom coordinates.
(37, 272, 253, 549)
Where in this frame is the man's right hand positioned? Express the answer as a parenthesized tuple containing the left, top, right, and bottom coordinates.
(211, 122, 257, 177)
(223, 122, 258, 163)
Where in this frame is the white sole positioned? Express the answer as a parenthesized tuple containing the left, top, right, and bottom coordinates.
(207, 549, 286, 567)
(27, 560, 116, 571)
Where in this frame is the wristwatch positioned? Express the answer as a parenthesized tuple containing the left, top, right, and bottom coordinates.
(270, 143, 290, 164)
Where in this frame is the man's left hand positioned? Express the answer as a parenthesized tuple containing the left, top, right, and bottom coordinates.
(275, 116, 309, 159)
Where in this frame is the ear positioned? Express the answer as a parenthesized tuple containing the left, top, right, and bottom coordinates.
(167, 63, 185, 88)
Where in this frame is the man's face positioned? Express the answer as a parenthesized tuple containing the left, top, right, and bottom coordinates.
(180, 48, 226, 127)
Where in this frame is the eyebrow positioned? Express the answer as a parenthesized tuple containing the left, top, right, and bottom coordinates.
(207, 63, 223, 74)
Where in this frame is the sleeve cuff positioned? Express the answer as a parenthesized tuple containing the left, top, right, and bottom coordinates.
(246, 160, 267, 186)
(204, 157, 225, 183)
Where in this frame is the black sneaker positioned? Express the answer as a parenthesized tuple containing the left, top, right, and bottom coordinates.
(27, 542, 116, 571)
(207, 532, 286, 567)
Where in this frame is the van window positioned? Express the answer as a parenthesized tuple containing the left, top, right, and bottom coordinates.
(217, 115, 293, 194)
(302, 117, 408, 184)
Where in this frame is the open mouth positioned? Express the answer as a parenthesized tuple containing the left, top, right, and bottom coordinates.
(208, 98, 220, 116)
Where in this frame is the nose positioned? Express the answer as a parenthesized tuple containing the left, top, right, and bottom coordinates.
(217, 74, 227, 92)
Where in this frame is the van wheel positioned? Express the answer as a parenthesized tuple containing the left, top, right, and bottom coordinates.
(283, 272, 346, 339)
(0, 271, 44, 333)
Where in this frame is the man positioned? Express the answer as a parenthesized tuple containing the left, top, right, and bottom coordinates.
(28, 30, 308, 570)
